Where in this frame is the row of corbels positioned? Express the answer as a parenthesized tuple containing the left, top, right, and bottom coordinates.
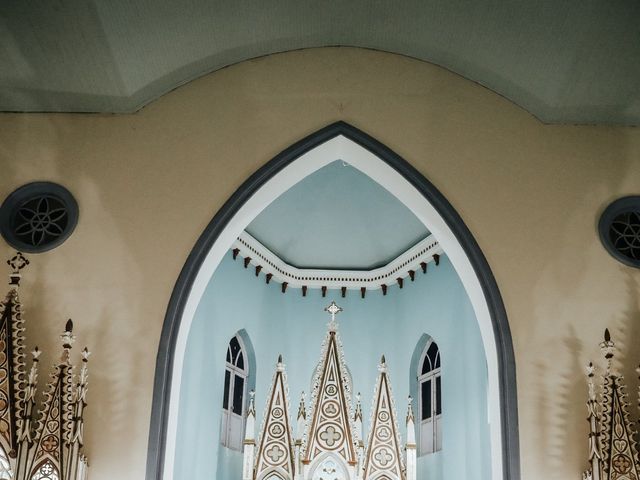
(231, 248, 440, 298)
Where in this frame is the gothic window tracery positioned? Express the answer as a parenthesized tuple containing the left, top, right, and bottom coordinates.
(418, 340, 441, 455)
(29, 461, 59, 480)
(311, 456, 347, 480)
(222, 334, 249, 451)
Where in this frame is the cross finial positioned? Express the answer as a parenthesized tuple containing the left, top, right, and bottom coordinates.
(324, 301, 343, 331)
(7, 252, 29, 286)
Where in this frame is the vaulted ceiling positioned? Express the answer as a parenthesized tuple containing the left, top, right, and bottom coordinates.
(1, 1, 638, 125)
(246, 161, 429, 270)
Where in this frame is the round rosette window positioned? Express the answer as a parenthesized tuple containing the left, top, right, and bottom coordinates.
(0, 182, 79, 253)
(598, 196, 640, 268)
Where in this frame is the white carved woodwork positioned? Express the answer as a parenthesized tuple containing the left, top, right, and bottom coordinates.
(0, 253, 90, 480)
(581, 329, 640, 480)
(243, 302, 415, 480)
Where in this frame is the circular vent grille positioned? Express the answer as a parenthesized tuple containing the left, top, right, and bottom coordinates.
(599, 196, 640, 268)
(0, 182, 78, 253)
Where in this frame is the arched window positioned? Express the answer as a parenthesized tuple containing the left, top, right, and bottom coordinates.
(221, 334, 249, 451)
(418, 340, 442, 455)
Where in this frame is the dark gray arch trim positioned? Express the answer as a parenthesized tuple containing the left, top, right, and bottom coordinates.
(146, 121, 520, 480)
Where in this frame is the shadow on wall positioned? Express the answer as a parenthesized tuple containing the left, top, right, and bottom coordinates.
(0, 113, 152, 474)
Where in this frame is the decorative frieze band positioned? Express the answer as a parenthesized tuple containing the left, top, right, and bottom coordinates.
(231, 231, 443, 296)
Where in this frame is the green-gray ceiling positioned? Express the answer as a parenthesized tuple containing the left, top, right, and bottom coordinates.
(1, 1, 638, 125)
(246, 161, 429, 270)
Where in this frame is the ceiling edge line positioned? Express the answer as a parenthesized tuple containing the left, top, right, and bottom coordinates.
(231, 231, 444, 290)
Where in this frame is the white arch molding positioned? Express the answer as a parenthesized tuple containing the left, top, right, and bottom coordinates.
(147, 122, 518, 480)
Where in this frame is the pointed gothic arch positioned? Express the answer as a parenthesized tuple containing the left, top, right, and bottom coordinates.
(417, 338, 442, 455)
(221, 332, 252, 451)
(30, 460, 59, 480)
(307, 452, 350, 480)
(146, 122, 519, 480)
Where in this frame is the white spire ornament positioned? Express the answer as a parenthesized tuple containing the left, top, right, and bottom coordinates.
(244, 304, 413, 480)
(0, 253, 91, 480)
(582, 329, 640, 480)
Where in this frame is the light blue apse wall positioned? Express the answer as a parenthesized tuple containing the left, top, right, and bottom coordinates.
(174, 253, 490, 480)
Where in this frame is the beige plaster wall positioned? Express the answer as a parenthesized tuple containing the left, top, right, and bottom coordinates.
(0, 47, 638, 480)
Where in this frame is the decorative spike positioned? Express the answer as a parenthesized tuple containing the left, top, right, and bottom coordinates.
(255, 265, 262, 277)
(406, 395, 415, 423)
(408, 270, 415, 281)
(586, 362, 596, 401)
(297, 391, 306, 420)
(397, 278, 403, 289)
(302, 286, 307, 297)
(281, 282, 288, 293)
(248, 390, 256, 417)
(600, 329, 615, 374)
(232, 248, 240, 260)
(243, 257, 251, 268)
(354, 392, 363, 422)
(276, 354, 284, 371)
(61, 319, 76, 355)
(433, 254, 440, 266)
(265, 273, 273, 284)
(321, 286, 327, 297)
(420, 262, 427, 274)
(341, 286, 347, 298)
(361, 287, 366, 299)
(381, 284, 387, 296)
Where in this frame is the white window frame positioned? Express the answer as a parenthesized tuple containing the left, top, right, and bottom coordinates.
(221, 334, 249, 451)
(418, 339, 442, 456)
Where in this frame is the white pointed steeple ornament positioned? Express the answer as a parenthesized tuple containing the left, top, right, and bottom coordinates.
(243, 390, 257, 480)
(405, 396, 417, 480)
(0, 253, 91, 480)
(254, 355, 295, 480)
(363, 355, 405, 480)
(581, 329, 640, 480)
(302, 302, 357, 476)
(247, 304, 412, 480)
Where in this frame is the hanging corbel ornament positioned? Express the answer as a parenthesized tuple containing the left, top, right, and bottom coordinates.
(582, 329, 640, 480)
(0, 253, 91, 480)
(231, 231, 443, 299)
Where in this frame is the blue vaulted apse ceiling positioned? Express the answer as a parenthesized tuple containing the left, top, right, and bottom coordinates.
(246, 161, 429, 270)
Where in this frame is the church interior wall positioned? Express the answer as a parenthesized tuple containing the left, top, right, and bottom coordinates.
(0, 47, 638, 480)
(175, 252, 490, 479)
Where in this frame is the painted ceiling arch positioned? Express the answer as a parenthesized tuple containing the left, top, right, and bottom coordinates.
(1, 1, 638, 125)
